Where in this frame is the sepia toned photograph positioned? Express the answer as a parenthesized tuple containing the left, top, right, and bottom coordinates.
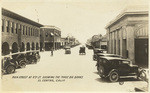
(0, 0, 149, 93)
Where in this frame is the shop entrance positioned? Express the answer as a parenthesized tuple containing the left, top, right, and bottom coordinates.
(135, 39, 148, 68)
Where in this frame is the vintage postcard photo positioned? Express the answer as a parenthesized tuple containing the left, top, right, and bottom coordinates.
(0, 0, 149, 93)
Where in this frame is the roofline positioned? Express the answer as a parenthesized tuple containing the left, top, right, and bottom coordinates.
(2, 8, 43, 27)
(105, 11, 148, 29)
(41, 25, 61, 31)
(100, 57, 129, 61)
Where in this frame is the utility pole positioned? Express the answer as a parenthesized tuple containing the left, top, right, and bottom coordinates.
(35, 9, 39, 23)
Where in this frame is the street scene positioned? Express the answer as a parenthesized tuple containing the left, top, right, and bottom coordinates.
(1, 0, 149, 93)
(2, 45, 148, 92)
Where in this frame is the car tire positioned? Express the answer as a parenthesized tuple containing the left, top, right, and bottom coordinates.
(20, 62, 26, 68)
(109, 71, 119, 82)
(98, 66, 105, 78)
(97, 66, 99, 71)
(93, 57, 95, 61)
(137, 70, 147, 81)
(6, 65, 15, 74)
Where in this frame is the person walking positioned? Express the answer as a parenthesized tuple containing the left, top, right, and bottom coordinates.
(51, 47, 54, 56)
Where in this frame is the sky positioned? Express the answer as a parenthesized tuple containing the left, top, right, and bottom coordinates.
(2, 0, 149, 43)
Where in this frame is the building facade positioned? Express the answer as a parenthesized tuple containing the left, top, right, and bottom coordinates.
(106, 6, 148, 67)
(40, 25, 61, 51)
(60, 37, 67, 48)
(99, 35, 107, 50)
(2, 8, 43, 55)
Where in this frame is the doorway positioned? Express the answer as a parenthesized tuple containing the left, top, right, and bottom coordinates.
(135, 39, 148, 68)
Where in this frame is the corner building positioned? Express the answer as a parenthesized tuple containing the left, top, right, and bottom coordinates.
(105, 6, 148, 68)
(2, 8, 43, 55)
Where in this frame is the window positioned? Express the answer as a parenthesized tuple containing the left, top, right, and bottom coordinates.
(20, 25, 22, 34)
(37, 29, 39, 36)
(28, 27, 30, 36)
(11, 22, 14, 33)
(32, 28, 34, 36)
(2, 20, 4, 32)
(46, 32, 48, 37)
(14, 23, 16, 33)
(33, 28, 34, 36)
(6, 21, 9, 32)
(26, 27, 28, 35)
(35, 29, 37, 36)
(16, 23, 18, 34)
(23, 26, 25, 35)
(31, 28, 32, 36)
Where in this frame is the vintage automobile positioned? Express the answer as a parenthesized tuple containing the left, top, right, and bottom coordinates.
(11, 52, 27, 68)
(1, 55, 16, 74)
(79, 46, 86, 55)
(34, 51, 40, 62)
(97, 56, 145, 82)
(93, 48, 105, 61)
(65, 48, 71, 54)
(26, 51, 40, 64)
(64, 45, 71, 49)
(86, 44, 93, 49)
(96, 53, 123, 71)
(96, 53, 123, 61)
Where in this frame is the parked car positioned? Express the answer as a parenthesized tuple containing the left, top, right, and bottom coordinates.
(26, 51, 40, 64)
(34, 51, 40, 62)
(96, 53, 123, 71)
(79, 46, 86, 55)
(1, 55, 16, 74)
(86, 44, 93, 49)
(93, 48, 105, 61)
(64, 45, 71, 49)
(65, 48, 71, 54)
(95, 53, 123, 61)
(11, 52, 27, 68)
(97, 56, 144, 82)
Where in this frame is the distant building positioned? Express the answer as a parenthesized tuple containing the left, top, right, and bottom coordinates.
(2, 8, 43, 55)
(91, 34, 102, 48)
(99, 35, 107, 50)
(60, 37, 67, 48)
(105, 6, 148, 68)
(40, 25, 61, 51)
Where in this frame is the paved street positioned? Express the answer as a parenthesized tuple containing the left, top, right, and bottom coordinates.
(2, 45, 147, 92)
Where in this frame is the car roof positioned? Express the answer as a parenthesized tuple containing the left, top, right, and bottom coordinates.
(100, 56, 130, 61)
(65, 46, 70, 48)
(2, 50, 40, 57)
(94, 48, 105, 51)
(97, 53, 121, 56)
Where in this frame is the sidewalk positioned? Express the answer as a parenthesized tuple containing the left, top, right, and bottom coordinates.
(133, 68, 149, 92)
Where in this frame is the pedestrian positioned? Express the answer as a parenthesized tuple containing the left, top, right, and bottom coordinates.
(51, 47, 53, 56)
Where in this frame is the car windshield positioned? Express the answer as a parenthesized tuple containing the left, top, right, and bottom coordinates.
(99, 59, 107, 64)
(102, 59, 107, 64)
(122, 61, 130, 64)
(95, 50, 103, 53)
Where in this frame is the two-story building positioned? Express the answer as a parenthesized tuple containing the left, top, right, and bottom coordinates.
(2, 8, 43, 55)
(40, 25, 61, 51)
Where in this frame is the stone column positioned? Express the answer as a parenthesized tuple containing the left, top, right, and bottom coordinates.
(126, 25, 135, 64)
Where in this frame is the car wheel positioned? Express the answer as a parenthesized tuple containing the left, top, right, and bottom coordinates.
(6, 65, 15, 74)
(20, 62, 26, 68)
(109, 71, 119, 82)
(137, 70, 146, 81)
(97, 66, 99, 71)
(93, 57, 95, 61)
(98, 66, 104, 78)
(37, 58, 40, 62)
